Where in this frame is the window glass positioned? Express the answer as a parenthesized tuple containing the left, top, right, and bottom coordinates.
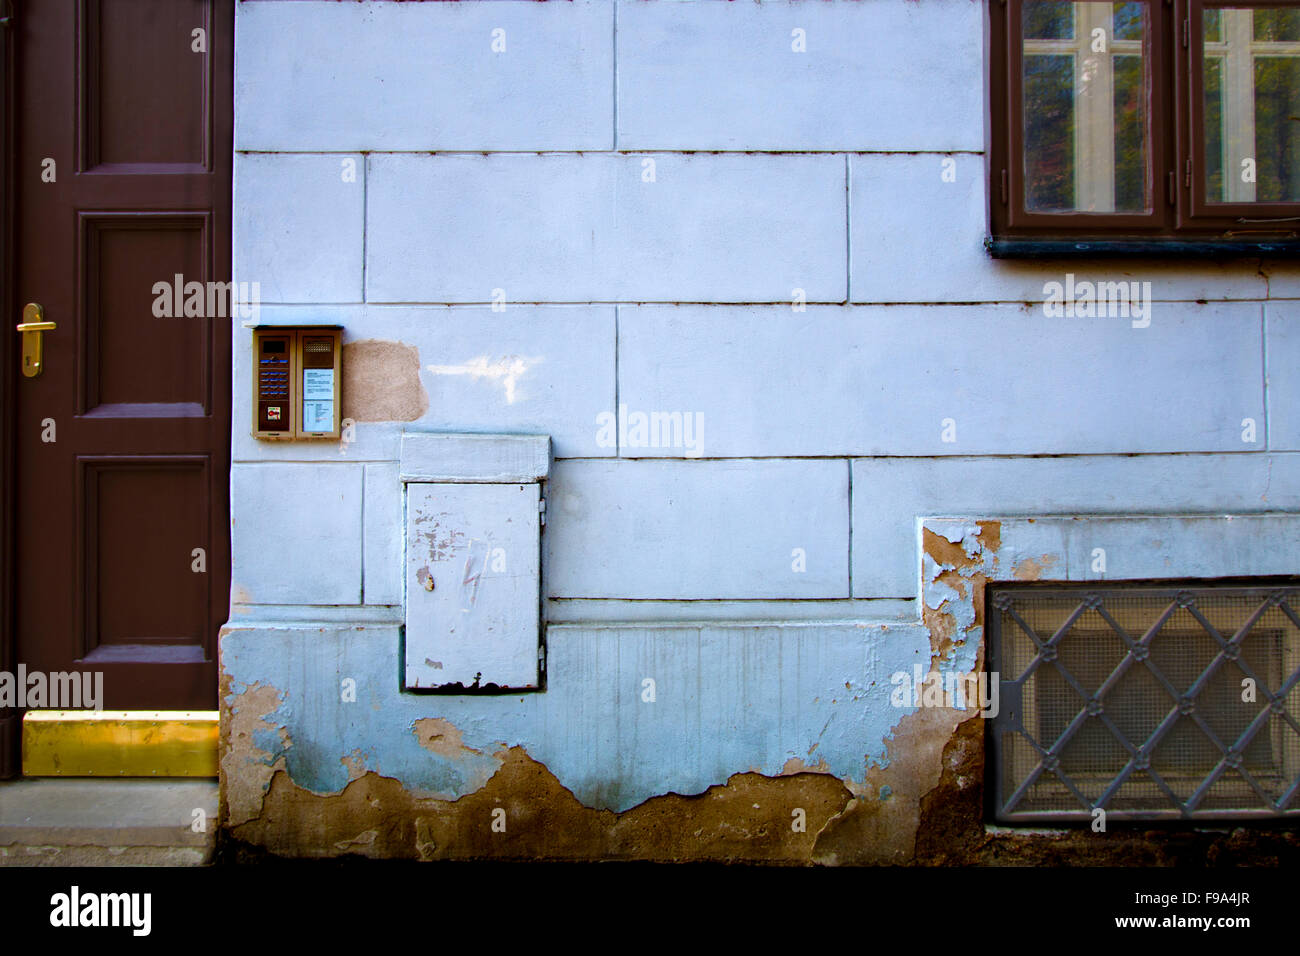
(1025, 0, 1075, 39)
(1113, 1, 1144, 40)
(1023, 1, 1149, 213)
(1203, 8, 1300, 203)
(1254, 7, 1300, 40)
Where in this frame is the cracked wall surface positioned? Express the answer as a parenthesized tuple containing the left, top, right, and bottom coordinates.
(219, 621, 956, 863)
(218, 621, 991, 864)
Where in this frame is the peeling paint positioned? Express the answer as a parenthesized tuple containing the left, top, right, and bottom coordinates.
(220, 516, 1300, 863)
(779, 756, 831, 776)
(219, 680, 290, 828)
(227, 749, 852, 863)
(812, 705, 971, 865)
(222, 622, 926, 811)
(1012, 554, 1058, 580)
(413, 718, 484, 762)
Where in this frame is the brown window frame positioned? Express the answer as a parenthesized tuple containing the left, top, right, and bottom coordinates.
(988, 0, 1300, 257)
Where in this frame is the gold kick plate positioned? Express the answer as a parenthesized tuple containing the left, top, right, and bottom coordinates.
(16, 302, 55, 378)
(22, 710, 220, 777)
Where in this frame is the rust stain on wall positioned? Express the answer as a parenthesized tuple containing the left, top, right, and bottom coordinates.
(341, 339, 428, 422)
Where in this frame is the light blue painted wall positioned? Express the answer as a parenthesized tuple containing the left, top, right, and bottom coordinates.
(222, 621, 930, 811)
(227, 0, 1300, 806)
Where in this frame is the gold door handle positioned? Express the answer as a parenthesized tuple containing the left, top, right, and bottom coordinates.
(16, 302, 55, 378)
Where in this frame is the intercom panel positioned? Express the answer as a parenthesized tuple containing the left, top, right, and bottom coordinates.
(251, 327, 342, 440)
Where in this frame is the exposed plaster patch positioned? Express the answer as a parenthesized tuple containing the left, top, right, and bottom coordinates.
(922, 531, 973, 571)
(922, 528, 971, 669)
(780, 756, 831, 776)
(813, 705, 973, 865)
(928, 571, 968, 605)
(976, 521, 1002, 555)
(340, 750, 369, 783)
(913, 713, 986, 864)
(228, 748, 852, 863)
(342, 339, 429, 422)
(333, 829, 378, 853)
(922, 601, 960, 670)
(921, 525, 993, 673)
(220, 680, 291, 828)
(219, 518, 1300, 864)
(1013, 554, 1058, 580)
(413, 717, 485, 762)
(800, 519, 1007, 864)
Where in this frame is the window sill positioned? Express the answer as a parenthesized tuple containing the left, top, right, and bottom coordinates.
(986, 237, 1300, 259)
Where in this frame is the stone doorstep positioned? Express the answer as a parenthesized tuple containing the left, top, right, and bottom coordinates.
(0, 778, 217, 866)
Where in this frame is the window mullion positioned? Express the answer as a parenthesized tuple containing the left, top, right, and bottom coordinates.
(1224, 8, 1258, 202)
(1076, 3, 1118, 212)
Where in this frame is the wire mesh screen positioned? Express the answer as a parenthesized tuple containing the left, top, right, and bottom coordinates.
(988, 584, 1300, 822)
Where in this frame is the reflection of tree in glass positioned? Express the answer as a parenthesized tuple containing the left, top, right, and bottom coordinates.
(1254, 56, 1300, 202)
(1205, 8, 1223, 43)
(1254, 8, 1300, 42)
(1113, 1, 1144, 41)
(1114, 54, 1146, 211)
(1024, 1, 1074, 40)
(1025, 55, 1075, 211)
(1205, 57, 1225, 202)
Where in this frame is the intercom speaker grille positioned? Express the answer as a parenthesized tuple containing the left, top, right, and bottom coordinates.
(988, 584, 1300, 822)
(301, 337, 334, 368)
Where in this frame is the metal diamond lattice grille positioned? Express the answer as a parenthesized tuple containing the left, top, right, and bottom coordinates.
(988, 584, 1300, 822)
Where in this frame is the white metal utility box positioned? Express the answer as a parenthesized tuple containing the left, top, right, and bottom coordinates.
(400, 433, 550, 692)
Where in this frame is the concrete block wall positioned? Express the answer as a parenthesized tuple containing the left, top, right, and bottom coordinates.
(222, 0, 1300, 863)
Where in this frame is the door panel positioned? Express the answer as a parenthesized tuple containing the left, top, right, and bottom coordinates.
(81, 0, 211, 170)
(7, 0, 232, 739)
(80, 214, 209, 413)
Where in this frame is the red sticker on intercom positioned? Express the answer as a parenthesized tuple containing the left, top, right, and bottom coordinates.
(267, 406, 281, 421)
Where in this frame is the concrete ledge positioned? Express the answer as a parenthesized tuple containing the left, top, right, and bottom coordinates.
(400, 432, 551, 483)
(0, 779, 217, 866)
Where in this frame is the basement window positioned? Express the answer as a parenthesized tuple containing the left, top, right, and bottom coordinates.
(988, 0, 1300, 256)
(987, 583, 1300, 822)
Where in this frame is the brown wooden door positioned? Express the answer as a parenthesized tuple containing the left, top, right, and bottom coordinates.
(5, 0, 232, 760)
